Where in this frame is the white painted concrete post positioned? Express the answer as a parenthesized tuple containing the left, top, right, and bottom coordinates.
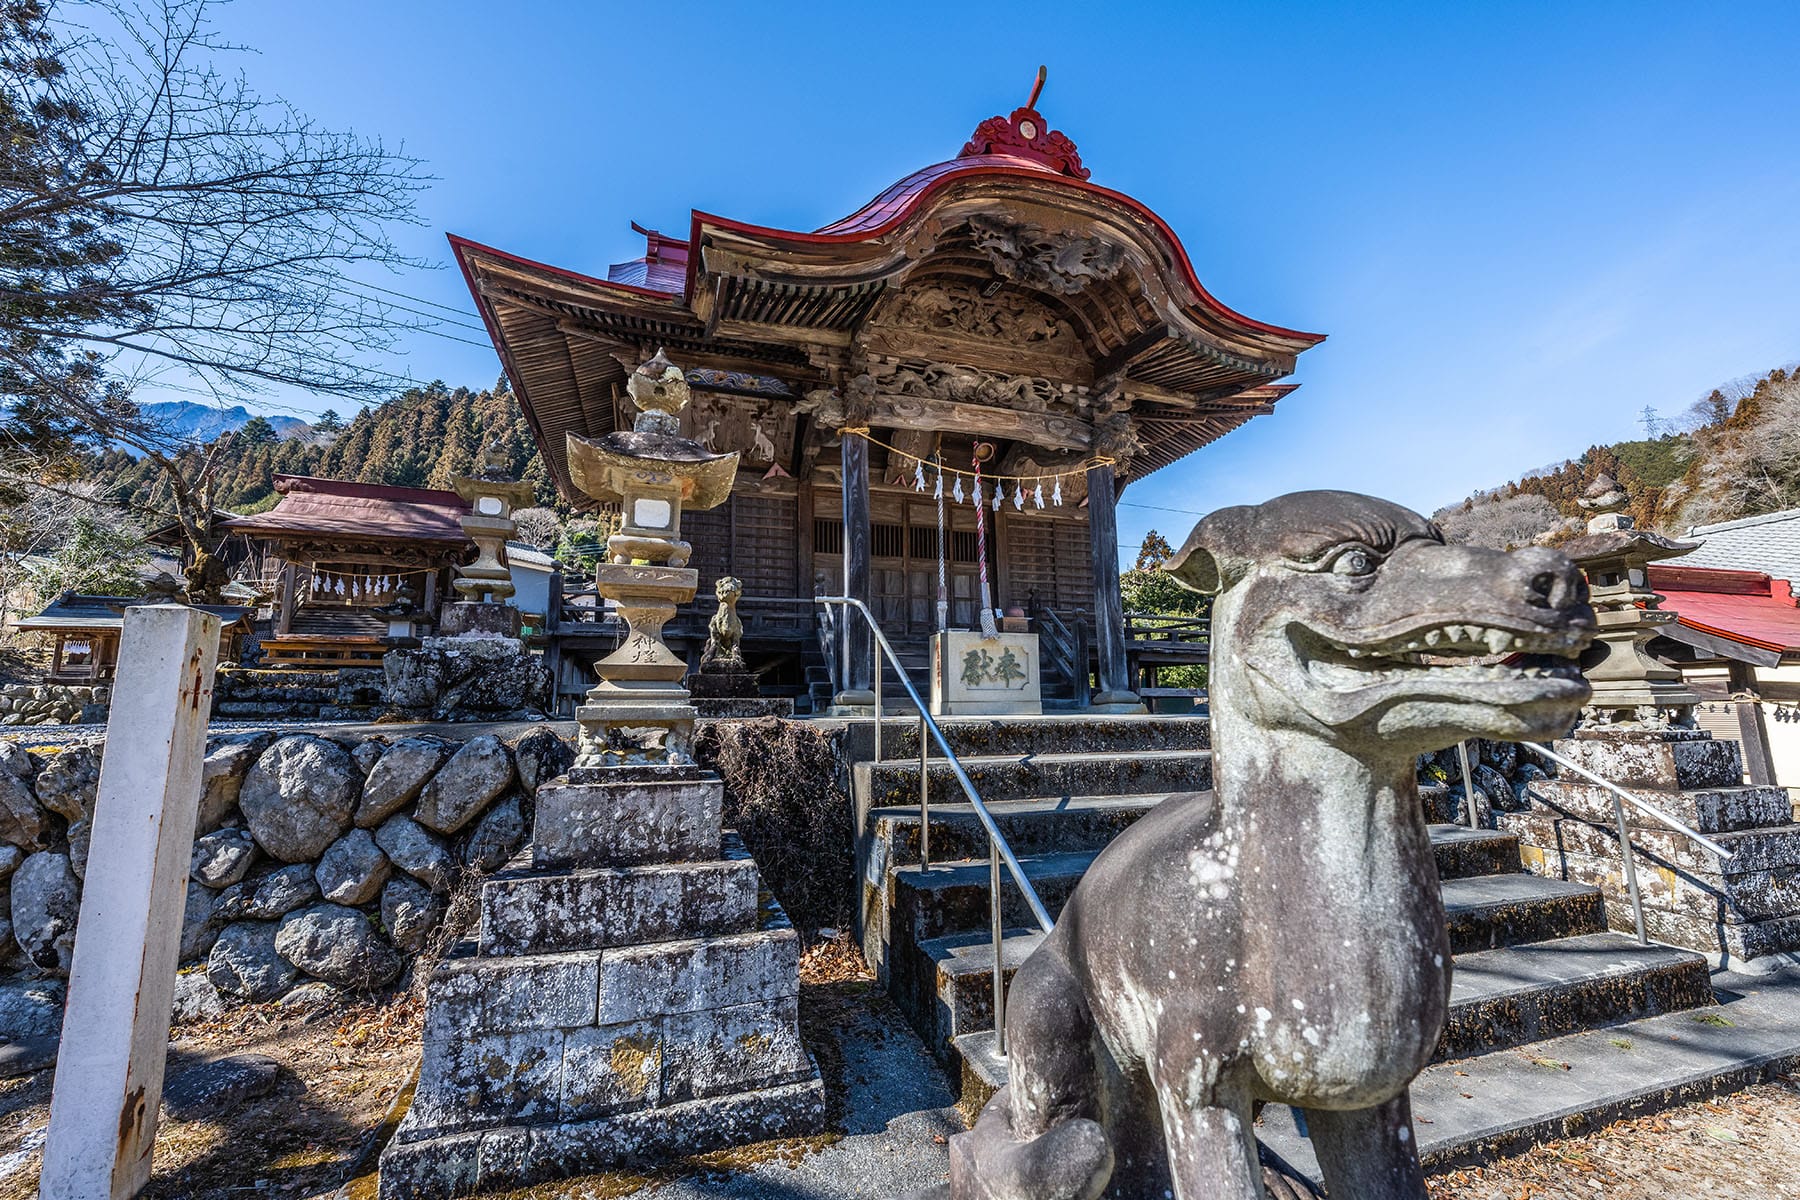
(39, 605, 221, 1200)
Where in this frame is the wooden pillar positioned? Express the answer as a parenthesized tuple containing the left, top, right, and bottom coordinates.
(1086, 464, 1143, 712)
(276, 562, 297, 635)
(40, 605, 221, 1199)
(1729, 662, 1775, 786)
(836, 432, 876, 706)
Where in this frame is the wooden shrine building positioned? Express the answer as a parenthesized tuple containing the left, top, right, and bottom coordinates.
(454, 93, 1323, 707)
(13, 594, 252, 682)
(220, 477, 474, 668)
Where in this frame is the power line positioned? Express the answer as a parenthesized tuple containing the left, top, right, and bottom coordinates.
(1119, 500, 1207, 516)
(345, 277, 489, 320)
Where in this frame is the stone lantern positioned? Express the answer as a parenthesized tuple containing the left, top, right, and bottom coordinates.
(565, 349, 739, 770)
(1560, 474, 1701, 727)
(442, 441, 535, 639)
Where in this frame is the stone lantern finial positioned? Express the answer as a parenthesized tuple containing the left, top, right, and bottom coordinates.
(1578, 474, 1633, 532)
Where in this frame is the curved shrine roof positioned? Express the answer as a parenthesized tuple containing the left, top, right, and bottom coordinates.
(452, 97, 1324, 498)
(220, 476, 471, 545)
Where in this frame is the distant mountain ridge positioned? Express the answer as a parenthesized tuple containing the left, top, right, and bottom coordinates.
(88, 381, 553, 518)
(135, 400, 311, 445)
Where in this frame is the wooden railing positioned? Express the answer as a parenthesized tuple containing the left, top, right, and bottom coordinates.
(549, 590, 819, 642)
(1035, 606, 1091, 706)
(1123, 611, 1210, 648)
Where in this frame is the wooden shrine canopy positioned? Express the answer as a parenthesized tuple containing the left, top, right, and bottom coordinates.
(219, 477, 475, 667)
(450, 100, 1324, 503)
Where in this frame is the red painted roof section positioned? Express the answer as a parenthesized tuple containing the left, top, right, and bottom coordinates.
(220, 476, 471, 544)
(451, 107, 1326, 348)
(607, 225, 691, 292)
(1653, 565, 1800, 654)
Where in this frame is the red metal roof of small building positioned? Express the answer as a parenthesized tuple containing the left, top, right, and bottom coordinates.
(1652, 564, 1800, 654)
(220, 476, 471, 544)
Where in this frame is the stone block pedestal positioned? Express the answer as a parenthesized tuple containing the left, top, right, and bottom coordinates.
(930, 631, 1042, 716)
(1505, 729, 1800, 965)
(378, 766, 822, 1199)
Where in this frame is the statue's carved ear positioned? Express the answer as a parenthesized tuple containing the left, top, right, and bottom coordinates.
(1163, 507, 1252, 595)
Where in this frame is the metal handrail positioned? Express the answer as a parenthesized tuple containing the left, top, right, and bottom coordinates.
(1522, 740, 1734, 946)
(817, 596, 1054, 1056)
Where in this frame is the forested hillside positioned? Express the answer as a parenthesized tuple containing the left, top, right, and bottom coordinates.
(1436, 365, 1799, 547)
(88, 380, 556, 519)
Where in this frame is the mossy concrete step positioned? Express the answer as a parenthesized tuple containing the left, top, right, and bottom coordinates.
(876, 714, 1211, 761)
(888, 850, 1095, 946)
(901, 841, 1602, 1067)
(1257, 965, 1800, 1181)
(947, 932, 1716, 1100)
(868, 794, 1171, 870)
(1427, 824, 1524, 881)
(1442, 932, 1713, 1058)
(857, 748, 1212, 809)
(1442, 874, 1606, 954)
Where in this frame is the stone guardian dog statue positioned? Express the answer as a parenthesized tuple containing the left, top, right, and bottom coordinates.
(946, 491, 1595, 1200)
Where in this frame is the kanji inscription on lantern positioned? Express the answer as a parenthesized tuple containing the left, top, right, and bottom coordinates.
(933, 630, 1042, 715)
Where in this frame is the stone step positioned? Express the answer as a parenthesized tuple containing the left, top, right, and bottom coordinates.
(888, 850, 1096, 948)
(876, 714, 1211, 762)
(867, 794, 1171, 870)
(1427, 824, 1526, 881)
(1524, 778, 1793, 835)
(1441, 873, 1607, 953)
(857, 747, 1212, 809)
(870, 805, 1517, 884)
(1443, 932, 1714, 1058)
(1255, 965, 1800, 1180)
(920, 929, 1708, 1072)
(898, 838, 1595, 1064)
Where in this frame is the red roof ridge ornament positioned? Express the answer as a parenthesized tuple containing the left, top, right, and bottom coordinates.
(958, 65, 1090, 180)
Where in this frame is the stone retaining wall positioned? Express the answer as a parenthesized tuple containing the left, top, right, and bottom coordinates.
(0, 684, 109, 727)
(0, 724, 573, 1030)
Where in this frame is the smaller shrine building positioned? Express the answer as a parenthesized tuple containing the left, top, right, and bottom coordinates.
(12, 593, 252, 682)
(219, 476, 475, 668)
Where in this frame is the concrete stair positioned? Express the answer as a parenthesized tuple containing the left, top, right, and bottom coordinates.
(1255, 964, 1800, 1180)
(922, 831, 1711, 1075)
(844, 714, 1799, 1175)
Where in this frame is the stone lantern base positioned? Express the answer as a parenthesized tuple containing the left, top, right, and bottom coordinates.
(437, 601, 522, 641)
(376, 764, 823, 1199)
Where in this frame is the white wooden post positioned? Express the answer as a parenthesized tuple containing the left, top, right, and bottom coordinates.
(40, 605, 221, 1200)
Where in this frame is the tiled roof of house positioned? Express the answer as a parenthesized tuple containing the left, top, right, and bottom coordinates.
(1652, 565, 1800, 654)
(1680, 507, 1800, 586)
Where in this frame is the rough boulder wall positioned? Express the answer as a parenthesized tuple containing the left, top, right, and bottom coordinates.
(0, 724, 574, 1039)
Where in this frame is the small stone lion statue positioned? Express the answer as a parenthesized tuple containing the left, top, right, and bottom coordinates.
(700, 576, 745, 673)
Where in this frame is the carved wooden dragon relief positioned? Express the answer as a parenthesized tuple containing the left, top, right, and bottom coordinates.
(968, 213, 1127, 296)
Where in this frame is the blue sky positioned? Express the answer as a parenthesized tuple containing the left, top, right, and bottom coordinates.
(195, 1, 1800, 553)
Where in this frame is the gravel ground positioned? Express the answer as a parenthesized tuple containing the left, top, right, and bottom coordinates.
(1426, 1073, 1800, 1200)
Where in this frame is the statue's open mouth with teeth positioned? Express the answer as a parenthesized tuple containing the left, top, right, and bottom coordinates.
(1182, 492, 1598, 745)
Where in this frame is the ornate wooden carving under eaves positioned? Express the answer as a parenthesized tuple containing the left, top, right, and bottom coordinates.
(1092, 411, 1143, 466)
(967, 214, 1126, 296)
(866, 359, 1086, 416)
(869, 281, 1080, 352)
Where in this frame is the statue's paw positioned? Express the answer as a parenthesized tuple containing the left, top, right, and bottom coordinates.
(948, 1089, 1111, 1200)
